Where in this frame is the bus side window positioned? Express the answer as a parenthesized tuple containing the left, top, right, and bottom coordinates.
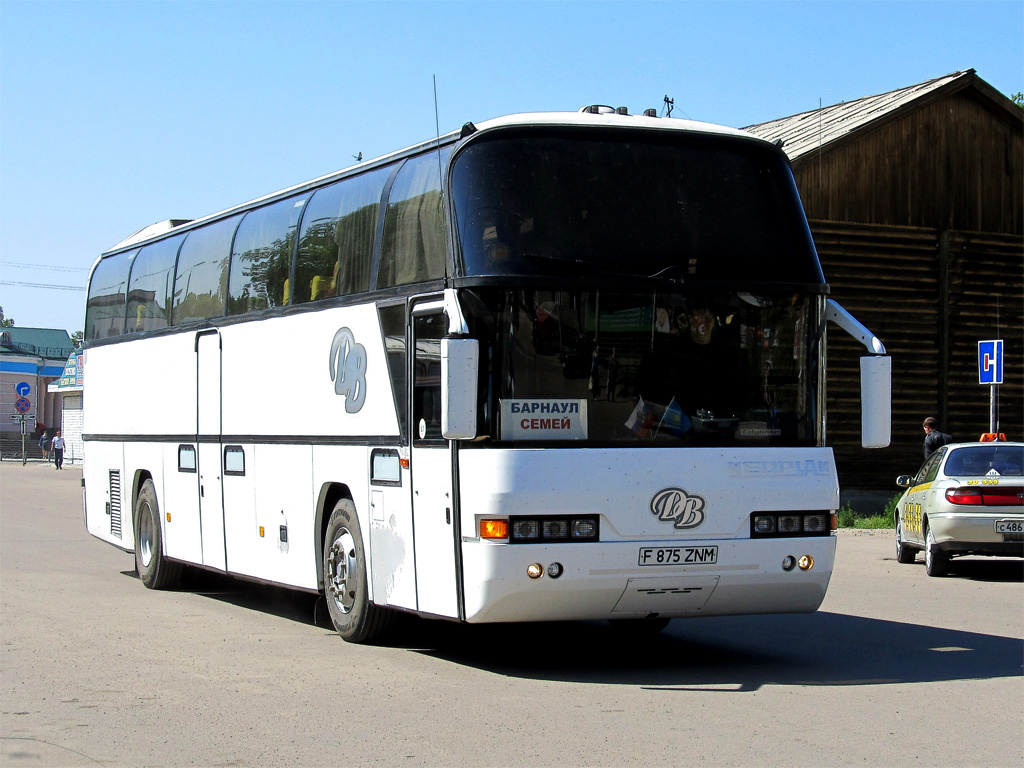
(295, 165, 390, 304)
(228, 195, 306, 315)
(172, 215, 240, 326)
(127, 235, 183, 333)
(86, 249, 136, 341)
(378, 303, 408, 441)
(413, 312, 444, 442)
(379, 148, 450, 289)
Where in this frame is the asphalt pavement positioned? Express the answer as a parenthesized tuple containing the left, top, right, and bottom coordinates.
(2, 461, 1021, 767)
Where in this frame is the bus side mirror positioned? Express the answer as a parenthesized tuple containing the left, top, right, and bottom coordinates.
(441, 337, 479, 440)
(860, 355, 891, 448)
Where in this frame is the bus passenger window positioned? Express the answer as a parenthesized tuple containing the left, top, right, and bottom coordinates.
(86, 249, 137, 341)
(378, 304, 408, 440)
(379, 148, 451, 289)
(172, 216, 240, 325)
(127, 236, 183, 333)
(228, 196, 305, 315)
(295, 165, 390, 303)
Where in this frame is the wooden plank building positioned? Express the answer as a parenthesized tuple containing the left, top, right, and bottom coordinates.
(746, 70, 1023, 492)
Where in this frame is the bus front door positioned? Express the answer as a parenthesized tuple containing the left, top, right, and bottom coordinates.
(409, 308, 460, 619)
(196, 331, 226, 571)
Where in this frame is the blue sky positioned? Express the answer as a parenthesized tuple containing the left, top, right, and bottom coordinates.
(1, 0, 1021, 335)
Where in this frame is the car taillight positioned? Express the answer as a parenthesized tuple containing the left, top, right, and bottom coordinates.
(945, 486, 1024, 506)
(945, 487, 984, 505)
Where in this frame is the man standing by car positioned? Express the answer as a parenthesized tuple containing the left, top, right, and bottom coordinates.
(923, 417, 953, 459)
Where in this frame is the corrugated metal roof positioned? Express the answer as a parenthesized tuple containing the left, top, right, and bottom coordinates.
(0, 327, 75, 359)
(743, 70, 975, 162)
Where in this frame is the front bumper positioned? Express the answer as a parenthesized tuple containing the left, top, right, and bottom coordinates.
(460, 535, 836, 623)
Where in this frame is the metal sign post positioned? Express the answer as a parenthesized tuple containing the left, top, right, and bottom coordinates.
(978, 340, 1004, 434)
(10, 380, 37, 465)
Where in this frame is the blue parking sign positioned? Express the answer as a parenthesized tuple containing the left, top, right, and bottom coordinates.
(978, 340, 1003, 385)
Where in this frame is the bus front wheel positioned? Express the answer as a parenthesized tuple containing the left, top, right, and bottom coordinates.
(134, 478, 182, 590)
(323, 499, 392, 643)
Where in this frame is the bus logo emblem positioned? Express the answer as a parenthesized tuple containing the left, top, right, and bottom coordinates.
(650, 488, 707, 530)
(329, 328, 368, 413)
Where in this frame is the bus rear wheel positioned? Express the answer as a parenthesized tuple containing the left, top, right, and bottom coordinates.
(323, 499, 392, 643)
(134, 478, 182, 590)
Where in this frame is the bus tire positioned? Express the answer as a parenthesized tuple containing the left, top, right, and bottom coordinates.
(895, 519, 916, 564)
(925, 526, 949, 577)
(323, 499, 392, 643)
(134, 478, 182, 590)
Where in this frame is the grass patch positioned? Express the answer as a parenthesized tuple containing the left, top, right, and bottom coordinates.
(837, 493, 902, 529)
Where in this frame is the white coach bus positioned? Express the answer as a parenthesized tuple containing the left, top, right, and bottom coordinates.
(83, 106, 891, 643)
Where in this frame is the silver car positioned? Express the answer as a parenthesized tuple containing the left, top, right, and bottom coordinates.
(894, 442, 1024, 576)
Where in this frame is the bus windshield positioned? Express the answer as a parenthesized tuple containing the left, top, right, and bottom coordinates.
(450, 128, 824, 286)
(462, 287, 817, 447)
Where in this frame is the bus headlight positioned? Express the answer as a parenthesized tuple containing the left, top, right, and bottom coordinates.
(750, 512, 832, 538)
(508, 515, 599, 543)
(512, 519, 540, 541)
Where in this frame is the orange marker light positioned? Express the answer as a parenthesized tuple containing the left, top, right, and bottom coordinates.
(480, 519, 509, 539)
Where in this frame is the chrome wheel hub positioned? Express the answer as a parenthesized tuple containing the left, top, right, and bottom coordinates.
(138, 502, 154, 568)
(325, 528, 357, 614)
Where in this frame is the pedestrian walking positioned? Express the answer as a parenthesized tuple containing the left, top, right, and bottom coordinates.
(50, 430, 65, 470)
(39, 430, 50, 462)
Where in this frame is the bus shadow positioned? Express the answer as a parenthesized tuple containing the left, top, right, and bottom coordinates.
(408, 612, 1024, 690)
(157, 568, 1023, 691)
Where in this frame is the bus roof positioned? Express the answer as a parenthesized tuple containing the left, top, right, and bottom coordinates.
(100, 109, 773, 258)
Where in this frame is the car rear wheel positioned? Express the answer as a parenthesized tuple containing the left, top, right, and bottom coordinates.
(895, 519, 916, 564)
(925, 526, 949, 577)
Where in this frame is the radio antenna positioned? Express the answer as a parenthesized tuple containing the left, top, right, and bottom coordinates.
(432, 75, 444, 192)
(433, 75, 448, 282)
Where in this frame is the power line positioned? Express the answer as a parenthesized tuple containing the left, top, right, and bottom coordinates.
(1, 261, 89, 273)
(0, 280, 86, 292)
